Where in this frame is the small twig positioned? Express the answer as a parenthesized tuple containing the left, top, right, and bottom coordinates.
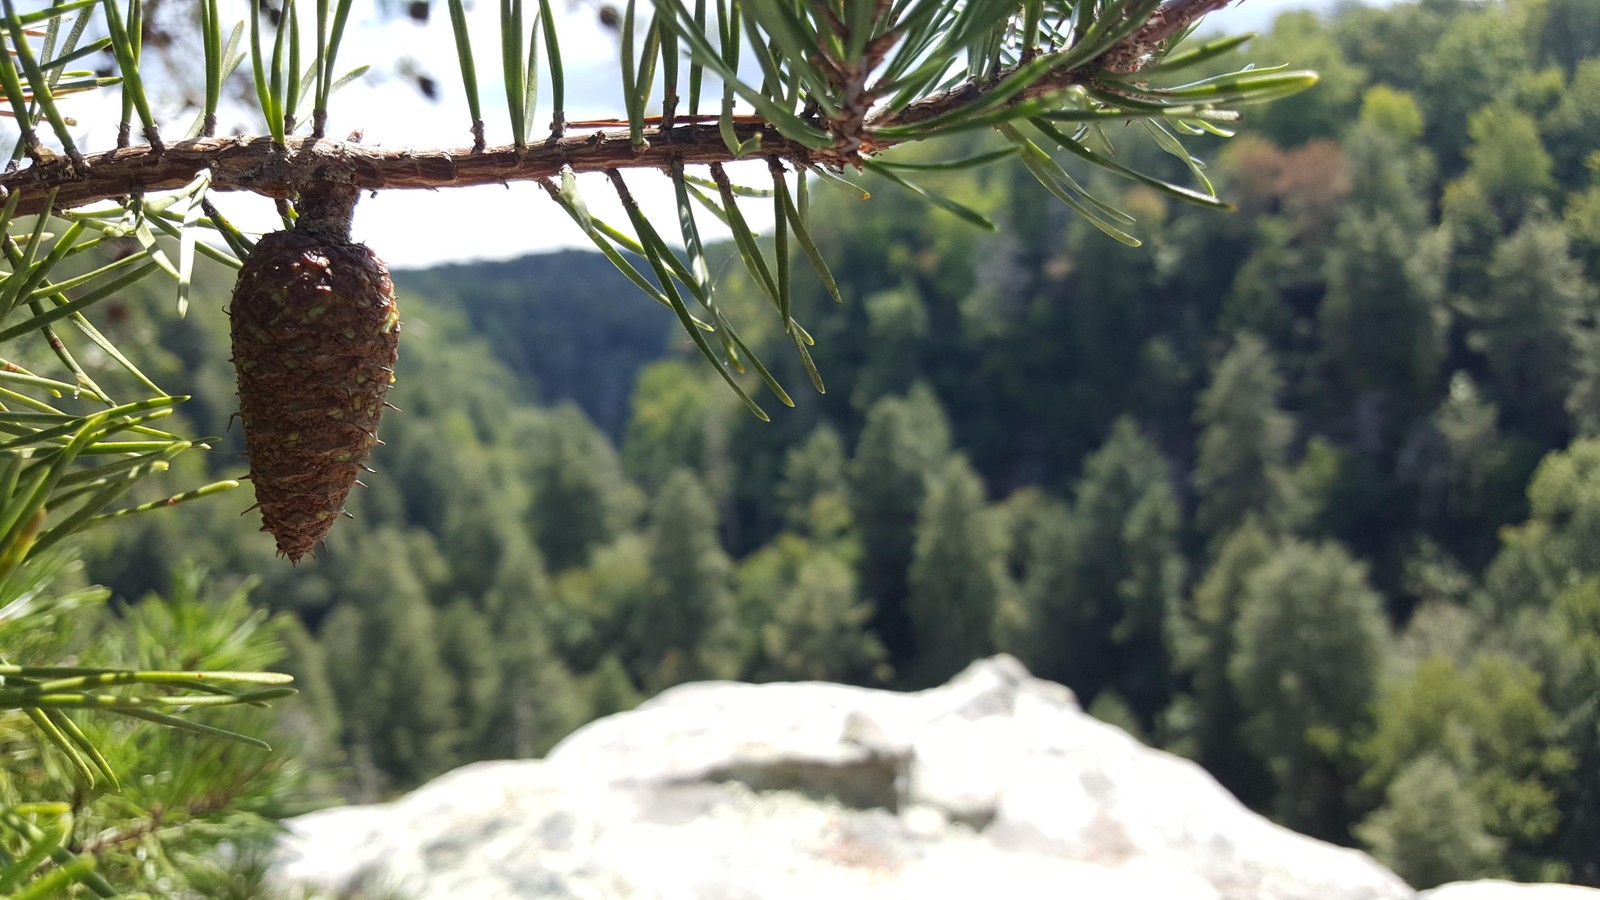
(74, 781, 253, 855)
(1136, 0, 1240, 47)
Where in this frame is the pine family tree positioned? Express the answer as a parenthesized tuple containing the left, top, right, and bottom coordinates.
(0, 0, 1446, 893)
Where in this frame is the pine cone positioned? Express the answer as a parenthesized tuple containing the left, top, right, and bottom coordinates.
(230, 227, 400, 563)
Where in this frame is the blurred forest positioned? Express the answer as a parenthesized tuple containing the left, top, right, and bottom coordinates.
(56, 0, 1600, 888)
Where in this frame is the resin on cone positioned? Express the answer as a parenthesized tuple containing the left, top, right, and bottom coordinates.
(230, 193, 399, 563)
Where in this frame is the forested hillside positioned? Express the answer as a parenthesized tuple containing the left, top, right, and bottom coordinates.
(71, 0, 1600, 887)
(392, 254, 677, 440)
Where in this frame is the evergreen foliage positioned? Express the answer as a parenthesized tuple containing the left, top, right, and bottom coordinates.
(392, 253, 678, 440)
(1229, 538, 1388, 838)
(1470, 216, 1588, 439)
(1057, 417, 1184, 719)
(1361, 654, 1571, 876)
(587, 654, 644, 719)
(776, 425, 851, 538)
(320, 530, 456, 795)
(1358, 753, 1503, 888)
(905, 455, 1006, 686)
(1170, 518, 1275, 804)
(634, 470, 743, 689)
(0, 567, 311, 897)
(848, 384, 953, 668)
(523, 405, 636, 573)
(1319, 122, 1448, 423)
(623, 361, 728, 497)
(11, 0, 1600, 891)
(1193, 334, 1295, 542)
(741, 538, 887, 683)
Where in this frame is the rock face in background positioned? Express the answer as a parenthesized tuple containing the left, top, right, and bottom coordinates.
(272, 657, 1593, 899)
(1422, 886, 1600, 900)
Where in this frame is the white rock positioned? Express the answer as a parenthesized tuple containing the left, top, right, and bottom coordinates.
(272, 656, 1566, 900)
(1422, 883, 1600, 900)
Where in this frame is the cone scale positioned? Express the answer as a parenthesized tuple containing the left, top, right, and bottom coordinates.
(230, 185, 399, 562)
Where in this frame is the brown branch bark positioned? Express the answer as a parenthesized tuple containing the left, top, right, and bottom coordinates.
(0, 124, 818, 218)
(1137, 0, 1241, 46)
(0, 0, 1236, 219)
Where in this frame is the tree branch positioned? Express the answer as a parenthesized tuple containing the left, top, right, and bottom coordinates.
(0, 0, 1239, 220)
(1138, 0, 1240, 46)
(0, 124, 816, 218)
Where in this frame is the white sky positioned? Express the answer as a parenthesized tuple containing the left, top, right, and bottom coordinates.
(212, 1, 719, 270)
(45, 0, 1356, 269)
(1209, 0, 1351, 31)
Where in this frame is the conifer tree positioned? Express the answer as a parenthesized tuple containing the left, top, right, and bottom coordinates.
(1170, 518, 1275, 803)
(1550, 577, 1600, 883)
(991, 487, 1068, 657)
(1469, 217, 1587, 440)
(384, 414, 487, 536)
(524, 405, 635, 572)
(777, 424, 852, 538)
(437, 599, 504, 759)
(0, 0, 1319, 889)
(1007, 493, 1078, 673)
(850, 384, 954, 667)
(1440, 174, 1507, 305)
(274, 613, 346, 782)
(1544, 60, 1600, 187)
(1359, 653, 1571, 878)
(1401, 372, 1523, 563)
(588, 654, 645, 718)
(1230, 538, 1389, 838)
(439, 474, 529, 600)
(551, 532, 652, 672)
(1194, 334, 1296, 542)
(1569, 178, 1600, 283)
(1030, 416, 1183, 718)
(1569, 327, 1600, 440)
(1357, 754, 1503, 888)
(906, 455, 1007, 685)
(1483, 437, 1600, 619)
(1242, 10, 1365, 147)
(1418, 2, 1533, 168)
(1319, 121, 1449, 426)
(635, 470, 744, 688)
(491, 594, 587, 758)
(320, 530, 456, 794)
(0, 568, 314, 896)
(624, 361, 729, 496)
(1462, 103, 1555, 221)
(749, 546, 887, 683)
(481, 541, 589, 757)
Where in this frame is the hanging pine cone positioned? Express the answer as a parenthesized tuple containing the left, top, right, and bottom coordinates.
(230, 184, 399, 563)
